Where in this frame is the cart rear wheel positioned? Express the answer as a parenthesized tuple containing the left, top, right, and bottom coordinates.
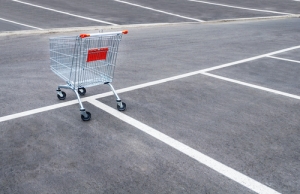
(57, 91, 66, 100)
(117, 102, 126, 111)
(78, 87, 86, 96)
(81, 111, 91, 121)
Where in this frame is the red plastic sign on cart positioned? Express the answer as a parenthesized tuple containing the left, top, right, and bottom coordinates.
(86, 47, 108, 62)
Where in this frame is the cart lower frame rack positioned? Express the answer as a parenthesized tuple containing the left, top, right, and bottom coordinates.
(49, 30, 128, 121)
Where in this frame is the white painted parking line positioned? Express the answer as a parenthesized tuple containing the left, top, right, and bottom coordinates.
(0, 100, 78, 123)
(188, 0, 292, 15)
(202, 45, 300, 72)
(12, 0, 118, 25)
(0, 91, 113, 123)
(114, 0, 204, 22)
(88, 99, 280, 194)
(210, 14, 300, 23)
(1, 45, 300, 123)
(0, 17, 43, 30)
(267, 56, 300, 64)
(202, 72, 300, 100)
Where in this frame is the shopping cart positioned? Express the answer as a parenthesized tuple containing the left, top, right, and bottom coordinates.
(49, 30, 128, 121)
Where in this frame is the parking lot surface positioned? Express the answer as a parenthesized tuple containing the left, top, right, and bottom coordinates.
(0, 1, 300, 194)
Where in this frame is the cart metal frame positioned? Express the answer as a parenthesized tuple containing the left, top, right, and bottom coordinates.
(49, 30, 128, 121)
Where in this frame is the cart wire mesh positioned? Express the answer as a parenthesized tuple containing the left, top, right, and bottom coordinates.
(50, 33, 123, 89)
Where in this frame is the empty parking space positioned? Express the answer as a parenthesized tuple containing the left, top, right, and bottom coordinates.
(0, 0, 299, 32)
(211, 56, 300, 95)
(98, 72, 300, 194)
(0, 103, 256, 194)
(0, 1, 111, 30)
(197, 0, 300, 14)
(4, 0, 195, 30)
(273, 48, 300, 62)
(115, 0, 281, 21)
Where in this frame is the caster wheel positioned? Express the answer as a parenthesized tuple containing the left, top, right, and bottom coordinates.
(78, 87, 86, 96)
(57, 91, 66, 100)
(81, 111, 91, 121)
(117, 102, 126, 111)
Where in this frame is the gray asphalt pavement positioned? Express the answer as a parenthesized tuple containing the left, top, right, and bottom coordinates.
(0, 0, 300, 32)
(0, 17, 300, 194)
(1, 0, 300, 193)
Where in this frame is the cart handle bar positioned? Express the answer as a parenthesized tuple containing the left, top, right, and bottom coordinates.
(80, 30, 128, 38)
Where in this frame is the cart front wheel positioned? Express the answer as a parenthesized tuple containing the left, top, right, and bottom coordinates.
(57, 91, 66, 100)
(78, 87, 86, 96)
(81, 111, 91, 121)
(117, 102, 126, 111)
